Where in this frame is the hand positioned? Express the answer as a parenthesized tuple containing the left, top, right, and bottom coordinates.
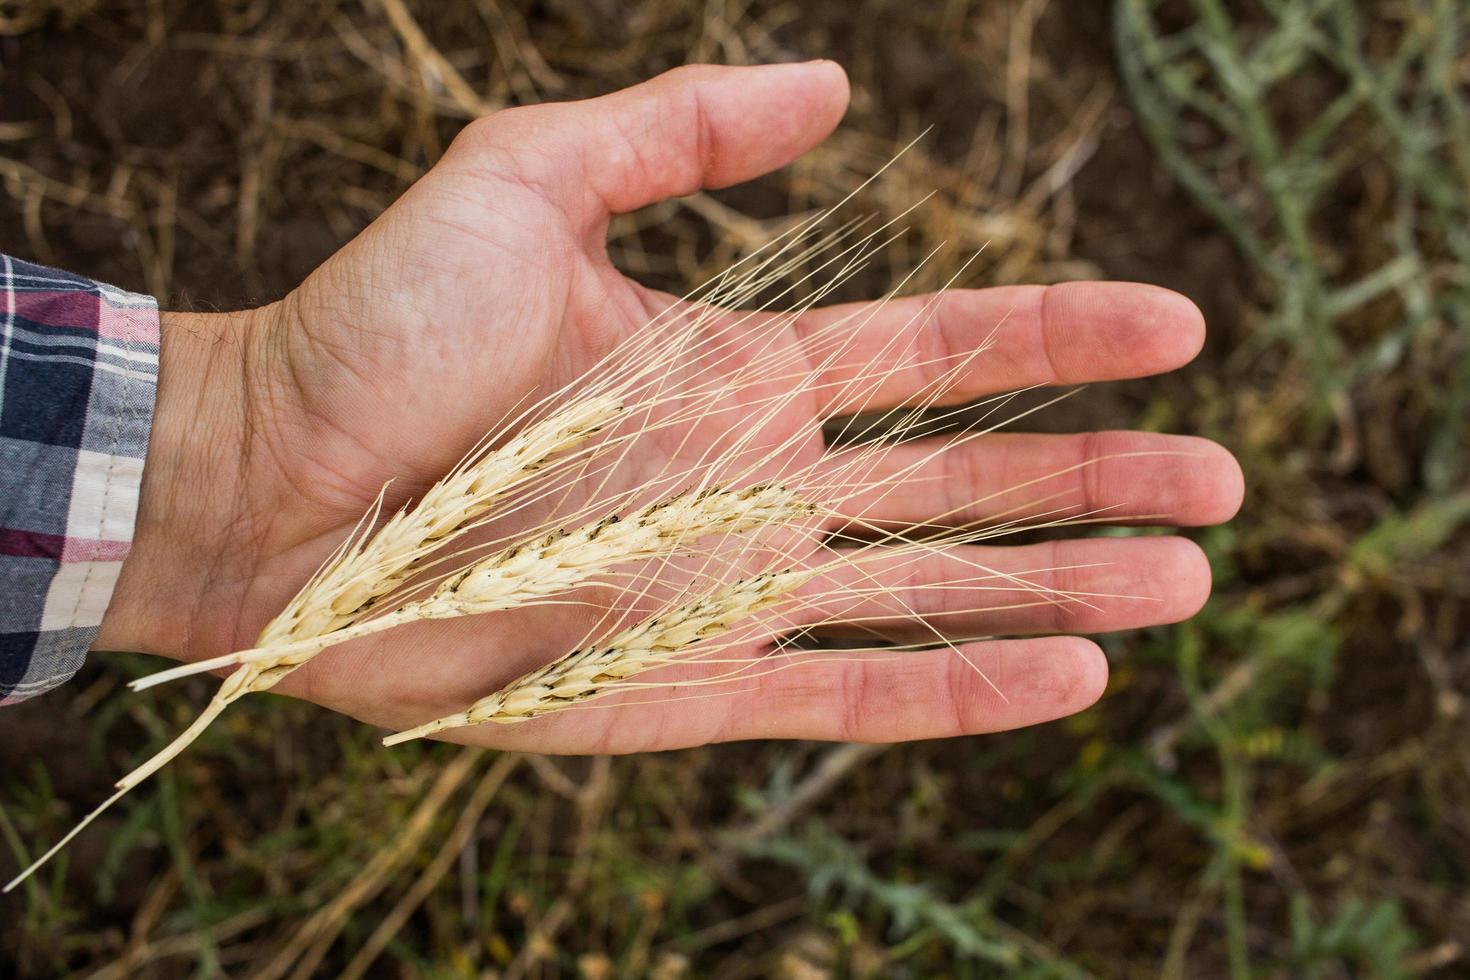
(98, 63, 1243, 753)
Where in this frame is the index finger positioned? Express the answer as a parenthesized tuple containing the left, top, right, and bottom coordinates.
(795, 281, 1206, 416)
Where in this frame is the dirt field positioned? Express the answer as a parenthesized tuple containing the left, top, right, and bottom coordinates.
(2, 1, 1467, 976)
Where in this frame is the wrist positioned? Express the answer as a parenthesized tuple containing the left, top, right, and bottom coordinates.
(96, 308, 258, 661)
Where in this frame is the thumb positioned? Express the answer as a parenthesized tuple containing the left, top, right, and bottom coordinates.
(454, 61, 850, 225)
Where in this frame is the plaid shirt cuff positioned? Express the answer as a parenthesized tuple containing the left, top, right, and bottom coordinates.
(1, 255, 159, 704)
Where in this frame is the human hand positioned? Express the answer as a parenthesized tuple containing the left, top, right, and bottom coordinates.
(98, 62, 1243, 752)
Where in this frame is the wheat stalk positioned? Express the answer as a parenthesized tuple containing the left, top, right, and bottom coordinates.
(100, 197, 906, 778)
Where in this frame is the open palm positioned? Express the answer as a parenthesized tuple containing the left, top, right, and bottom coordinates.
(102, 63, 1242, 753)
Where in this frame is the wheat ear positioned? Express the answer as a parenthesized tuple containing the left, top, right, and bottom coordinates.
(384, 568, 815, 742)
(137, 483, 814, 685)
(262, 393, 626, 644)
(383, 440, 1179, 747)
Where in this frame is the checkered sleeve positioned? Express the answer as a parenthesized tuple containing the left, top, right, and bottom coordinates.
(0, 255, 159, 704)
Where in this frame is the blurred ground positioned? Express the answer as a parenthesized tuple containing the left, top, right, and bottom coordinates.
(1, 1, 1467, 977)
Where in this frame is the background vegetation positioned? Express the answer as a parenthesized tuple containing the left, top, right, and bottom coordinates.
(2, 0, 1466, 976)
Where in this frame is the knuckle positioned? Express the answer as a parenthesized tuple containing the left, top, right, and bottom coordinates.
(838, 662, 872, 742)
(948, 438, 992, 525)
(447, 106, 558, 180)
(1076, 430, 1105, 514)
(1046, 540, 1083, 632)
(943, 651, 975, 735)
(1035, 283, 1068, 384)
(456, 104, 536, 146)
(660, 63, 720, 89)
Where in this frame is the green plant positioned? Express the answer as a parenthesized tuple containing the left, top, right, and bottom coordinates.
(1117, 0, 1470, 489)
(1286, 895, 1419, 979)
